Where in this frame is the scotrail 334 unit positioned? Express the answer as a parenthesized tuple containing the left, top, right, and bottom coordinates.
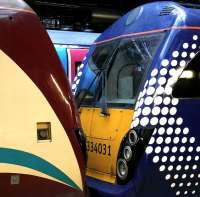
(73, 1, 200, 197)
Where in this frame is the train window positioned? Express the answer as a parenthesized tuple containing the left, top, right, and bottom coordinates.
(105, 33, 164, 107)
(76, 90, 96, 107)
(76, 72, 102, 107)
(173, 52, 200, 98)
(78, 33, 164, 108)
(75, 61, 82, 75)
(77, 41, 118, 106)
(88, 40, 119, 71)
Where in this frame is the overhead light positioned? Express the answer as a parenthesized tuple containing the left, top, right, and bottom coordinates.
(180, 70, 194, 79)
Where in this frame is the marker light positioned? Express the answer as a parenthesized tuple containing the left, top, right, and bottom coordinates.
(128, 130, 138, 146)
(123, 146, 132, 161)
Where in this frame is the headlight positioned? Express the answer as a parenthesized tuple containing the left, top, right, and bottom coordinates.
(117, 158, 128, 181)
(123, 146, 132, 161)
(128, 130, 138, 146)
(117, 130, 140, 183)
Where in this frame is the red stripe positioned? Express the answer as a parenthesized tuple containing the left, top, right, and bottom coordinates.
(94, 26, 200, 45)
(0, 173, 84, 197)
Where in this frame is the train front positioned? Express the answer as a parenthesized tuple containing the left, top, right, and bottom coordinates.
(0, 0, 86, 196)
(73, 1, 200, 197)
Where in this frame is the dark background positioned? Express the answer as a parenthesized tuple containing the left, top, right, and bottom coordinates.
(25, 0, 200, 32)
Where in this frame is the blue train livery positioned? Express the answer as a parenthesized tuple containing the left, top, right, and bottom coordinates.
(73, 2, 200, 197)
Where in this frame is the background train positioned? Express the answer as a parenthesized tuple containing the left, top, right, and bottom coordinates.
(0, 0, 86, 196)
(48, 30, 100, 83)
(73, 1, 200, 197)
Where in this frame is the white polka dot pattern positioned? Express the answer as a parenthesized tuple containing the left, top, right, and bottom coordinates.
(131, 34, 200, 196)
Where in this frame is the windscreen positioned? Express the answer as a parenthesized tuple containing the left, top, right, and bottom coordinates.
(88, 40, 119, 72)
(78, 32, 164, 107)
(106, 33, 164, 106)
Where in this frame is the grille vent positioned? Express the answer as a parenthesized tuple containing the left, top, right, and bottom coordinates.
(159, 6, 175, 16)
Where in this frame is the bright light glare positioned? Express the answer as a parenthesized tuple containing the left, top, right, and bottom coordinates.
(180, 70, 194, 79)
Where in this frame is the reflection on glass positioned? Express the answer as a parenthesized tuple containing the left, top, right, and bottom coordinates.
(78, 33, 164, 107)
(106, 33, 164, 106)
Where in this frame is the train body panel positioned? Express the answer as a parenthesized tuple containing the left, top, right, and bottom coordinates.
(74, 1, 200, 197)
(55, 46, 68, 73)
(68, 48, 89, 82)
(0, 0, 85, 196)
(81, 107, 133, 183)
(0, 49, 82, 189)
(128, 28, 200, 197)
(48, 30, 100, 83)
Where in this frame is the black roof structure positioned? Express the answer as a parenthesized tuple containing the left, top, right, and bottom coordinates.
(26, 0, 200, 32)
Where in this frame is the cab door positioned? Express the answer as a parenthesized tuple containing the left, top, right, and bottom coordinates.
(90, 108, 125, 140)
(79, 38, 141, 182)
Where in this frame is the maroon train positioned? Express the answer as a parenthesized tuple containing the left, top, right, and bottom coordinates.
(0, 0, 86, 196)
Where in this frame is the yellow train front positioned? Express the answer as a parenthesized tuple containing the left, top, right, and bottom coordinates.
(0, 0, 86, 196)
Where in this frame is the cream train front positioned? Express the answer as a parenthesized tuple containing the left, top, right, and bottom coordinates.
(0, 0, 86, 196)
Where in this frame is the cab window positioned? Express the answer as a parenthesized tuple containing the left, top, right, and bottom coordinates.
(77, 33, 164, 107)
(105, 33, 164, 107)
(77, 40, 119, 106)
(89, 40, 119, 71)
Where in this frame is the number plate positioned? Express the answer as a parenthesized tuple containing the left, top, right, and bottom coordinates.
(86, 140, 111, 156)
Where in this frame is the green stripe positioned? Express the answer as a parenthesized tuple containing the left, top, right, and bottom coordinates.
(0, 148, 80, 190)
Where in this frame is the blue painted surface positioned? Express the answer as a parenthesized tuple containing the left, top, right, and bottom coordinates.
(74, 2, 200, 197)
(55, 46, 68, 73)
(47, 30, 100, 47)
(126, 29, 200, 197)
(48, 30, 100, 77)
(95, 2, 200, 43)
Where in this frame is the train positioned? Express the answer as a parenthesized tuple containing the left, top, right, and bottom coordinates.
(73, 1, 200, 197)
(0, 0, 86, 196)
(48, 30, 100, 83)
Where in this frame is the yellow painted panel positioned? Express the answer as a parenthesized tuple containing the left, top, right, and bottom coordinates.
(80, 106, 134, 183)
(86, 137, 112, 174)
(79, 107, 93, 137)
(87, 168, 116, 184)
(0, 50, 82, 190)
(91, 108, 124, 140)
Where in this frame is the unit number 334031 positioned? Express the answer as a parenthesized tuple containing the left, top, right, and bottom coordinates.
(86, 141, 111, 156)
